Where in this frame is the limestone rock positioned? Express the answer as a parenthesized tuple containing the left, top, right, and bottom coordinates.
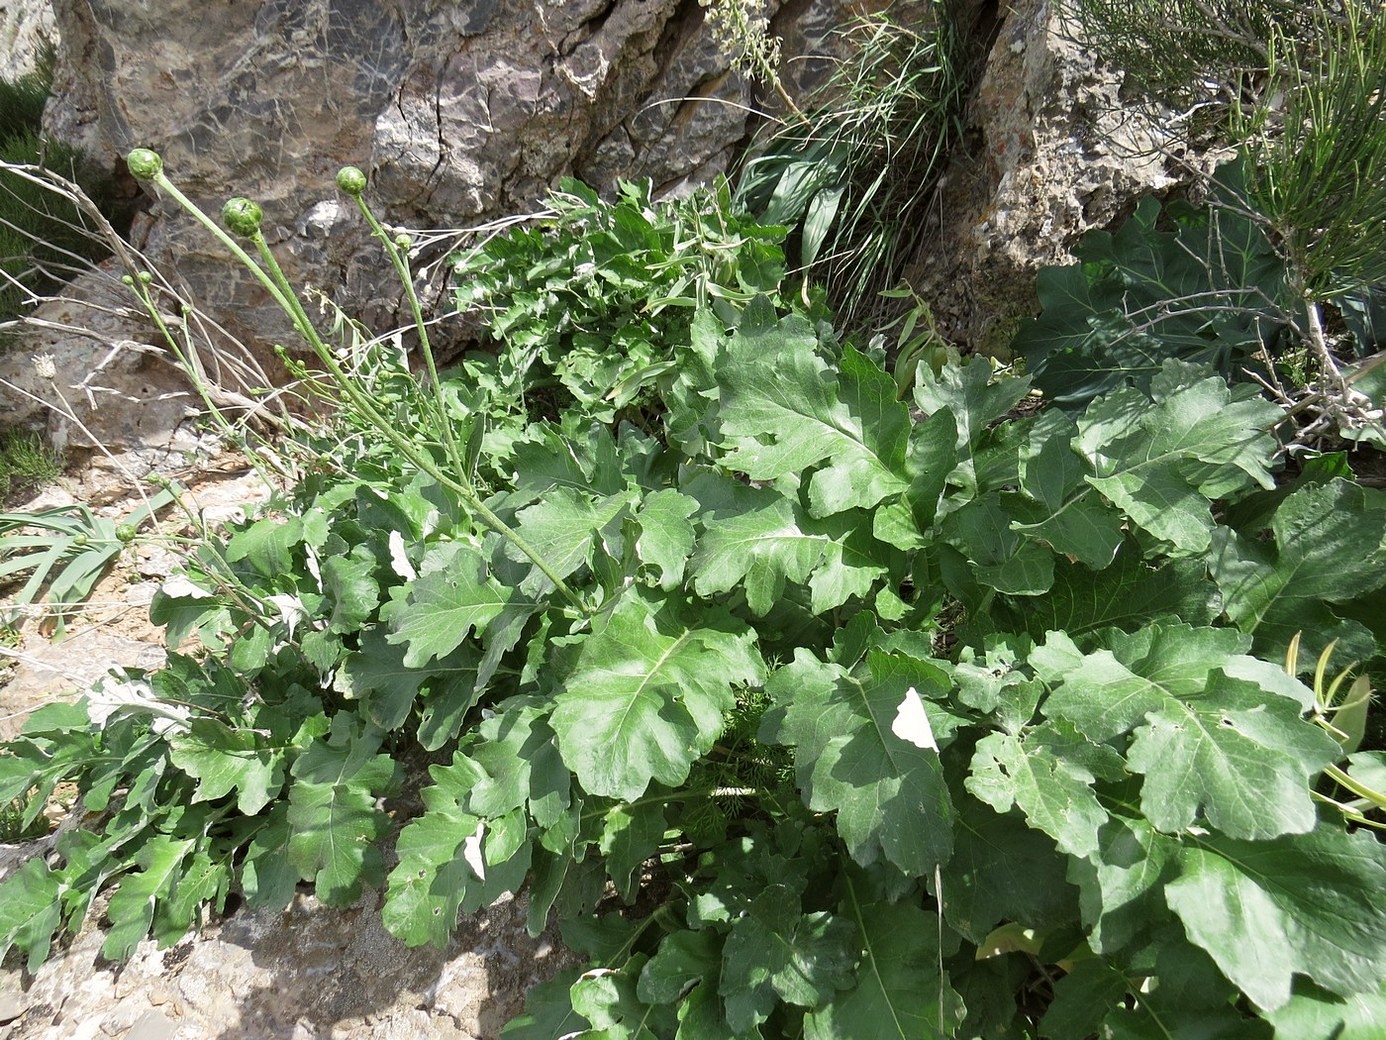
(0, 0, 54, 81)
(39, 0, 848, 363)
(911, 0, 1220, 353)
(0, 887, 573, 1040)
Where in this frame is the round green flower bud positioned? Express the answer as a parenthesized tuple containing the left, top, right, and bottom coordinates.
(121, 274, 135, 287)
(336, 166, 367, 196)
(116, 524, 138, 543)
(394, 233, 412, 250)
(126, 148, 164, 180)
(138, 271, 154, 285)
(221, 197, 263, 238)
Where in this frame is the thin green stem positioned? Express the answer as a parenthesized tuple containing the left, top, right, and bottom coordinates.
(351, 197, 468, 479)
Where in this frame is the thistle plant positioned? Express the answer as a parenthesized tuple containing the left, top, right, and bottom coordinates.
(124, 150, 586, 611)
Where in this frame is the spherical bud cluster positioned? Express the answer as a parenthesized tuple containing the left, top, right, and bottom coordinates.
(126, 148, 164, 181)
(336, 166, 368, 196)
(221, 197, 264, 238)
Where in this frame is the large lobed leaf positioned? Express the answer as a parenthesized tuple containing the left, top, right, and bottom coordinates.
(762, 649, 955, 876)
(550, 593, 764, 801)
(1033, 624, 1340, 839)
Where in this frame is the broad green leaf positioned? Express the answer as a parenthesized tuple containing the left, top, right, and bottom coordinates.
(551, 594, 764, 801)
(506, 487, 633, 594)
(942, 495, 1054, 595)
(940, 796, 1080, 945)
(1078, 362, 1280, 555)
(382, 544, 533, 667)
(102, 835, 195, 960)
(464, 704, 571, 829)
(1262, 980, 1386, 1040)
(335, 626, 484, 734)
(287, 718, 395, 903)
(1068, 817, 1175, 956)
(639, 929, 723, 1005)
(1011, 430, 1123, 569)
(241, 803, 297, 910)
(720, 889, 856, 1030)
(1166, 827, 1386, 1011)
(0, 857, 64, 972)
(569, 955, 666, 1038)
(225, 515, 303, 576)
(999, 546, 1218, 640)
(600, 801, 667, 904)
(806, 344, 911, 517)
(168, 717, 285, 816)
(500, 969, 590, 1039)
(634, 488, 698, 590)
(763, 650, 954, 876)
(804, 876, 964, 1040)
(322, 546, 380, 634)
(714, 301, 907, 511)
(1211, 479, 1386, 659)
(501, 970, 593, 1040)
(967, 728, 1108, 857)
(383, 795, 481, 948)
(1037, 624, 1340, 839)
(1040, 960, 1130, 1040)
(688, 473, 883, 615)
(912, 353, 1030, 463)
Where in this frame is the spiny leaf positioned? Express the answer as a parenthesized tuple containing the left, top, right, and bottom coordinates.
(101, 835, 195, 961)
(381, 543, 534, 667)
(0, 857, 64, 972)
(1035, 624, 1340, 839)
(966, 728, 1108, 858)
(714, 300, 908, 512)
(719, 888, 856, 1030)
(804, 875, 964, 1040)
(286, 717, 396, 903)
(1077, 361, 1281, 555)
(1211, 478, 1386, 660)
(168, 717, 286, 816)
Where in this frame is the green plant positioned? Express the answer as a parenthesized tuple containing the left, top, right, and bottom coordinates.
(732, 1, 971, 327)
(450, 177, 795, 424)
(0, 485, 179, 636)
(1, 159, 1383, 1037)
(0, 49, 129, 337)
(1054, 0, 1386, 444)
(1011, 158, 1292, 406)
(0, 428, 62, 505)
(1290, 635, 1386, 831)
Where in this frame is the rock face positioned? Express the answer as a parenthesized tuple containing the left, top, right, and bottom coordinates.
(41, 0, 858, 350)
(0, 0, 53, 80)
(3, 0, 1211, 449)
(910, 0, 1210, 353)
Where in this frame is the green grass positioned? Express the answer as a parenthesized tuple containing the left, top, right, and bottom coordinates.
(733, 1, 972, 328)
(0, 429, 63, 506)
(0, 47, 126, 340)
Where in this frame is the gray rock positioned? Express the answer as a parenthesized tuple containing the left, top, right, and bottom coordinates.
(0, 0, 54, 81)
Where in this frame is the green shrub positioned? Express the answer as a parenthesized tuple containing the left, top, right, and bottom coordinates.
(0, 156, 1382, 1036)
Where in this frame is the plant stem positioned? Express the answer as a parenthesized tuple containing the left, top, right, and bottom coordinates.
(146, 170, 586, 611)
